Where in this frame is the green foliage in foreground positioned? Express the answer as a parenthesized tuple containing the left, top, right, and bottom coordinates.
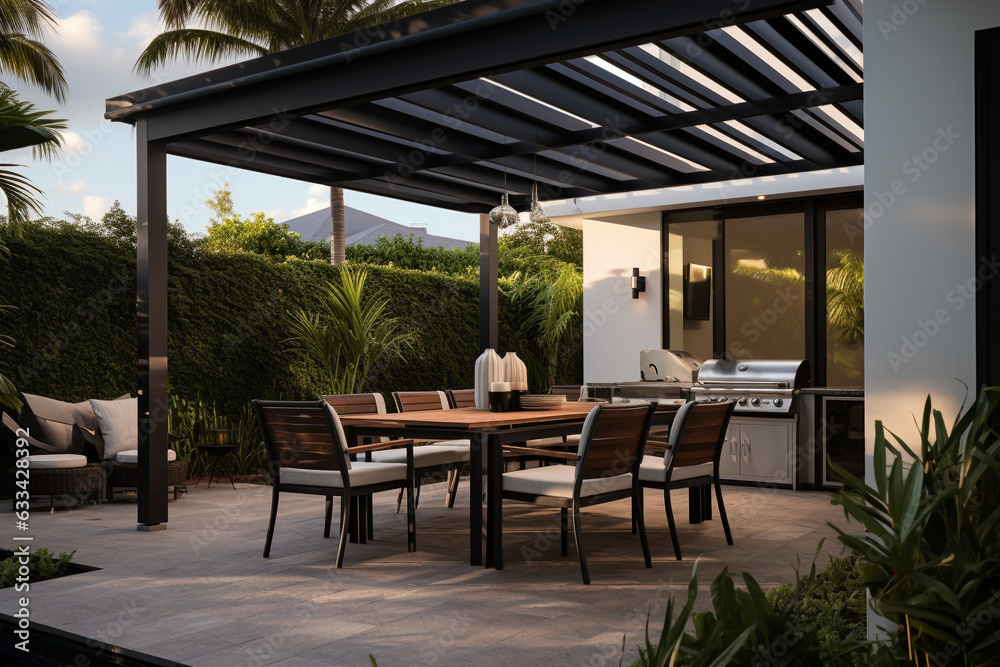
(632, 552, 871, 667)
(0, 547, 75, 589)
(829, 387, 1000, 667)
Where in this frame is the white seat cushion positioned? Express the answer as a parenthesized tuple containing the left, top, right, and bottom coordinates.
(280, 461, 406, 488)
(503, 464, 632, 499)
(25, 454, 88, 470)
(115, 449, 178, 463)
(372, 444, 470, 468)
(638, 455, 713, 483)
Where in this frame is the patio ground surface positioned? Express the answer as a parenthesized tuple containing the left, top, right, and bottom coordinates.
(1, 478, 854, 666)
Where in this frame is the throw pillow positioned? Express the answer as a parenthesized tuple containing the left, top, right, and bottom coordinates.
(89, 397, 139, 461)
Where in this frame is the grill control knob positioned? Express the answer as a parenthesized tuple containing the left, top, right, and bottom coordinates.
(750, 397, 761, 407)
(737, 397, 747, 406)
(773, 397, 783, 408)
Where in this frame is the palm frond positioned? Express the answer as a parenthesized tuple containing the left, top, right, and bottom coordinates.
(0, 164, 44, 227)
(0, 84, 65, 159)
(134, 29, 269, 75)
(0, 32, 66, 102)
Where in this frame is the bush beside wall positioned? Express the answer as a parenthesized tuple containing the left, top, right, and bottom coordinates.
(0, 221, 580, 415)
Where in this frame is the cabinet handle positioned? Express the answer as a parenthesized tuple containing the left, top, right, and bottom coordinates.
(730, 437, 738, 461)
(742, 440, 750, 463)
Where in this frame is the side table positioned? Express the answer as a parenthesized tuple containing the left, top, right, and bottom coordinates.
(196, 445, 238, 489)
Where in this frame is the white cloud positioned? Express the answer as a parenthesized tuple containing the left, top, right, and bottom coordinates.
(49, 11, 104, 55)
(82, 195, 110, 221)
(290, 198, 328, 218)
(306, 183, 328, 198)
(122, 13, 163, 47)
(54, 180, 85, 195)
(61, 131, 85, 155)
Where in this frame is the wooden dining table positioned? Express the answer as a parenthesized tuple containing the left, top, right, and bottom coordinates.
(340, 402, 679, 569)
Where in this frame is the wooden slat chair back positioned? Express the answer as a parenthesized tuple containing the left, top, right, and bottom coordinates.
(257, 403, 347, 473)
(344, 391, 469, 509)
(446, 389, 476, 409)
(393, 390, 449, 412)
(321, 393, 385, 417)
(667, 401, 733, 469)
(576, 404, 653, 482)
(500, 402, 656, 584)
(637, 399, 736, 561)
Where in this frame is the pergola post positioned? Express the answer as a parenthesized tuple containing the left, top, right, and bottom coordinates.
(136, 117, 169, 531)
(479, 213, 498, 350)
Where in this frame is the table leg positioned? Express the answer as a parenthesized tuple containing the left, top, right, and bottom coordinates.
(219, 456, 237, 490)
(206, 458, 220, 489)
(688, 484, 713, 523)
(469, 433, 483, 567)
(487, 432, 503, 570)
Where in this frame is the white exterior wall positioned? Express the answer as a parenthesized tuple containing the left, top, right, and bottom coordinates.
(582, 213, 661, 382)
(865, 1, 1000, 463)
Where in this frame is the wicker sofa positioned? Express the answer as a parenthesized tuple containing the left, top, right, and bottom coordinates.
(3, 393, 187, 507)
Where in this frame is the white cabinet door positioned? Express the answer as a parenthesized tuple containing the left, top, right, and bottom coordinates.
(740, 421, 794, 484)
(718, 424, 741, 478)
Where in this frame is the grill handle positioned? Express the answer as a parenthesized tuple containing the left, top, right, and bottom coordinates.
(697, 380, 791, 389)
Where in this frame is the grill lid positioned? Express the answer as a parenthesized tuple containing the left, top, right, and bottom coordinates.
(696, 359, 811, 389)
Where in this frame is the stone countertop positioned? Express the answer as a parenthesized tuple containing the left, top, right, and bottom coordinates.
(798, 387, 864, 397)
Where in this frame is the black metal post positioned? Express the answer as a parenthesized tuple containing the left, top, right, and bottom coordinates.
(136, 117, 169, 531)
(976, 28, 1000, 390)
(479, 213, 498, 350)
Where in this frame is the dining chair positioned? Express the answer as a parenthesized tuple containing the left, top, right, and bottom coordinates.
(252, 399, 416, 567)
(445, 388, 476, 409)
(325, 393, 469, 510)
(500, 402, 656, 584)
(638, 400, 735, 561)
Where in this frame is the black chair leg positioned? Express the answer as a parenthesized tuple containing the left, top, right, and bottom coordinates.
(335, 495, 350, 568)
(445, 468, 460, 508)
(263, 485, 280, 558)
(406, 481, 416, 553)
(572, 503, 589, 585)
(396, 477, 422, 513)
(632, 487, 644, 535)
(664, 487, 682, 561)
(366, 495, 374, 541)
(560, 507, 569, 556)
(324, 496, 333, 538)
(715, 478, 734, 545)
(634, 490, 652, 568)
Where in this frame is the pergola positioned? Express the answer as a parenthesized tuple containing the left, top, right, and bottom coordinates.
(105, 0, 863, 528)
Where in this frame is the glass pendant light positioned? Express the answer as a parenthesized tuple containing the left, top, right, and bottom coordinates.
(529, 181, 549, 225)
(490, 119, 520, 229)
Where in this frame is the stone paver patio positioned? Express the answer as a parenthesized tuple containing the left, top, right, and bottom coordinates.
(1, 479, 853, 666)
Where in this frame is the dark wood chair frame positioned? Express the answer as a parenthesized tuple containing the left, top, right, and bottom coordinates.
(638, 400, 736, 561)
(252, 399, 416, 568)
(500, 403, 657, 584)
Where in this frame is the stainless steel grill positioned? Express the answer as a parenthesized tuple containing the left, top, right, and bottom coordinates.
(689, 359, 811, 415)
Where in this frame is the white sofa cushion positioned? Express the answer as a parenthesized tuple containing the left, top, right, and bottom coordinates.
(372, 443, 470, 468)
(90, 397, 138, 461)
(280, 461, 406, 488)
(638, 455, 713, 483)
(115, 449, 178, 463)
(25, 454, 88, 470)
(503, 464, 632, 499)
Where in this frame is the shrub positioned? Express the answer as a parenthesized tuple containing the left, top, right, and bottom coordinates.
(0, 547, 75, 588)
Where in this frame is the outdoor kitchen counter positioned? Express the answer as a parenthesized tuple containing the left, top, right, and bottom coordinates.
(799, 387, 864, 397)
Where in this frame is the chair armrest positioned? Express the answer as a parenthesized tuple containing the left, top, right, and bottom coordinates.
(2, 412, 61, 452)
(502, 445, 579, 461)
(348, 439, 415, 454)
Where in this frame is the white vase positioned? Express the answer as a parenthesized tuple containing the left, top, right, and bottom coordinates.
(474, 348, 504, 409)
(502, 352, 528, 392)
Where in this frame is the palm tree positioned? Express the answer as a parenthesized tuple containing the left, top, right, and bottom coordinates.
(135, 0, 459, 265)
(0, 0, 67, 103)
(286, 266, 412, 394)
(827, 249, 864, 348)
(0, 83, 63, 410)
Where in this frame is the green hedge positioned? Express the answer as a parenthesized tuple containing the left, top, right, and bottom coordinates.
(0, 220, 579, 415)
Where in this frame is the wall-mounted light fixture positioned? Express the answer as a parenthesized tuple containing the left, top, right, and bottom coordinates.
(631, 267, 646, 299)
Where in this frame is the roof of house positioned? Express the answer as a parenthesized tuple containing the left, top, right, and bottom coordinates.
(281, 206, 472, 249)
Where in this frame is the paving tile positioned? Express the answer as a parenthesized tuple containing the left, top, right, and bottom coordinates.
(0, 480, 847, 665)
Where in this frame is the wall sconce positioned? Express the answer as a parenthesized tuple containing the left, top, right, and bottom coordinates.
(631, 267, 646, 299)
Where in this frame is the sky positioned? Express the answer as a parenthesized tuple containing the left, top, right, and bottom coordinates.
(9, 0, 481, 242)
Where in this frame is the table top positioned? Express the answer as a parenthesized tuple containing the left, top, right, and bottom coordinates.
(339, 403, 677, 431)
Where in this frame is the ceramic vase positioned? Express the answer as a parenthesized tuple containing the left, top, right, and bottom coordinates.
(503, 352, 529, 409)
(474, 348, 504, 409)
